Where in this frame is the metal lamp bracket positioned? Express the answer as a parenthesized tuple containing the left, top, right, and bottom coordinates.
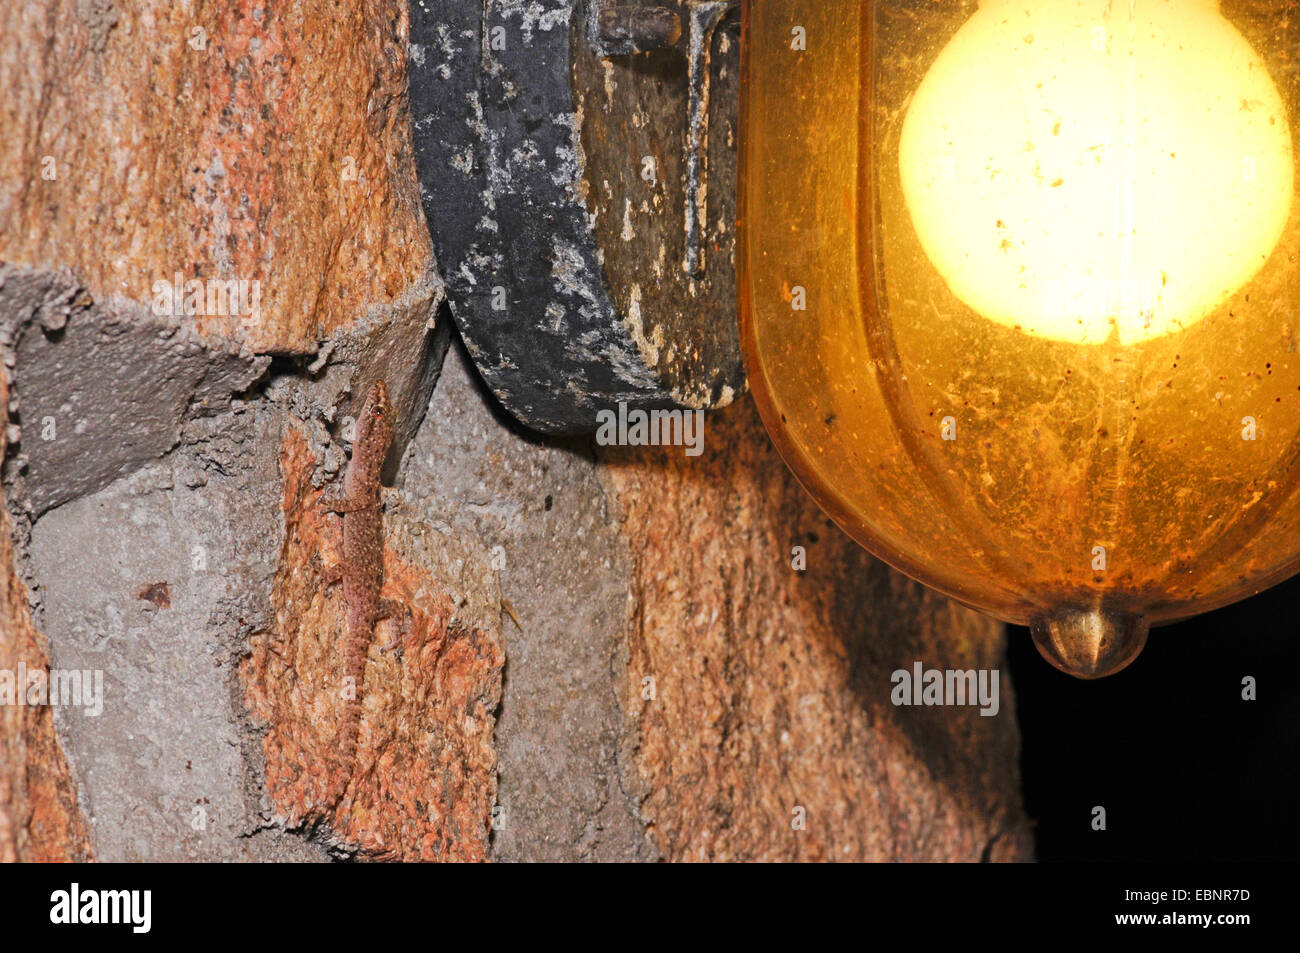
(591, 3, 741, 277)
(409, 0, 744, 434)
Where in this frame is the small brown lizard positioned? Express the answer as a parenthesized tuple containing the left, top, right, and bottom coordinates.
(320, 379, 404, 768)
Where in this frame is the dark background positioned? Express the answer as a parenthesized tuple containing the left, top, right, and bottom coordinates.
(1009, 575, 1300, 861)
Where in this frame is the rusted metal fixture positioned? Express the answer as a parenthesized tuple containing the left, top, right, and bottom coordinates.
(594, 4, 683, 54)
(409, 0, 745, 434)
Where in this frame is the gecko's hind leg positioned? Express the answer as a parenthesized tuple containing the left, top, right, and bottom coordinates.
(310, 551, 345, 591)
(376, 599, 411, 659)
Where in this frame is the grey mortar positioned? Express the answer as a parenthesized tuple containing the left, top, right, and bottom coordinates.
(400, 338, 656, 861)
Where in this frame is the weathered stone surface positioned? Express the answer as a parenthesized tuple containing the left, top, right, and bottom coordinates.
(405, 342, 654, 862)
(0, 0, 432, 353)
(2, 0, 446, 863)
(0, 374, 94, 862)
(598, 401, 1033, 861)
(1, 264, 269, 517)
(240, 425, 503, 861)
(27, 385, 327, 862)
(311, 283, 450, 479)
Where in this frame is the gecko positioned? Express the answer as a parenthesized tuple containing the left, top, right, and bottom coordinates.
(320, 379, 404, 768)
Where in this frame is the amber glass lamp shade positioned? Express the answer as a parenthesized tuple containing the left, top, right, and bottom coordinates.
(738, 0, 1300, 677)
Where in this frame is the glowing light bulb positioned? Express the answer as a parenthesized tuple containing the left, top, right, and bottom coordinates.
(738, 0, 1300, 678)
(899, 0, 1293, 345)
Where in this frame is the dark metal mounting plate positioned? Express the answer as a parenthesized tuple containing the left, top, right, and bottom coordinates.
(409, 0, 744, 434)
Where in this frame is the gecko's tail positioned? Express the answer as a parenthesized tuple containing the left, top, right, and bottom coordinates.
(339, 632, 369, 772)
(339, 714, 361, 770)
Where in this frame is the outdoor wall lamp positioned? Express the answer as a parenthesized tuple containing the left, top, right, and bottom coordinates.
(411, 1, 1300, 678)
(741, 0, 1300, 678)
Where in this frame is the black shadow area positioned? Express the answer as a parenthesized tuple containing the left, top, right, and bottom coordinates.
(1008, 576, 1300, 861)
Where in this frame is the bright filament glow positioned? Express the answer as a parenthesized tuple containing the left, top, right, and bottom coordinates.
(899, 0, 1294, 344)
